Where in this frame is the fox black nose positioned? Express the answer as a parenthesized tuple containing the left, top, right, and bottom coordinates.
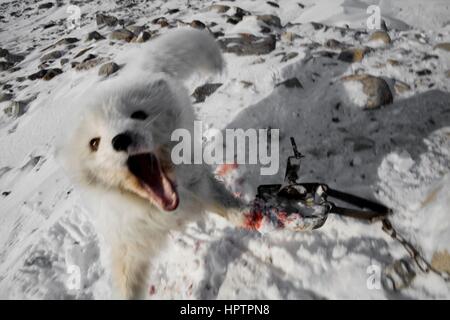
(112, 132, 132, 152)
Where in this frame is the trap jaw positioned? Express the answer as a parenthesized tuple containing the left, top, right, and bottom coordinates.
(255, 137, 390, 230)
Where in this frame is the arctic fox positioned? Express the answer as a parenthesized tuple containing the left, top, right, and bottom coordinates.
(58, 28, 301, 299)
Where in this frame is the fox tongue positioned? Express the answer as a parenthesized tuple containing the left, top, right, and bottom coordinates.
(127, 153, 179, 211)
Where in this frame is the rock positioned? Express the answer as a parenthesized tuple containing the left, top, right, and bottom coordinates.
(387, 59, 400, 66)
(60, 58, 69, 66)
(416, 69, 432, 76)
(423, 53, 439, 61)
(341, 74, 393, 109)
(4, 101, 28, 117)
(75, 57, 105, 71)
(190, 20, 206, 29)
(315, 51, 337, 59)
(82, 54, 97, 63)
(40, 50, 63, 62)
(86, 31, 105, 41)
(98, 62, 120, 77)
(38, 2, 54, 10)
(219, 34, 276, 56)
(394, 80, 411, 94)
(276, 77, 303, 89)
(281, 31, 299, 42)
(73, 47, 92, 59)
(311, 22, 324, 30)
(338, 48, 367, 63)
(57, 37, 79, 46)
(260, 26, 271, 34)
(110, 29, 134, 42)
(234, 7, 251, 18)
(127, 25, 145, 35)
(447, 70, 450, 78)
(368, 31, 391, 45)
(226, 16, 241, 25)
(96, 13, 118, 27)
(43, 37, 80, 51)
(7, 54, 24, 64)
(225, 6, 251, 24)
(281, 52, 298, 62)
(208, 4, 230, 13)
(0, 92, 13, 103)
(42, 21, 56, 29)
(28, 68, 62, 80)
(42, 68, 62, 80)
(134, 31, 152, 43)
(166, 8, 180, 14)
(256, 15, 282, 28)
(0, 48, 9, 57)
(240, 81, 253, 88)
(434, 42, 450, 51)
(0, 61, 14, 71)
(431, 250, 450, 274)
(212, 31, 225, 38)
(266, 1, 279, 8)
(192, 83, 222, 103)
(325, 39, 347, 50)
(152, 17, 169, 27)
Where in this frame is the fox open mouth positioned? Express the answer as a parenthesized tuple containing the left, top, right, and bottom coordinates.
(127, 153, 179, 211)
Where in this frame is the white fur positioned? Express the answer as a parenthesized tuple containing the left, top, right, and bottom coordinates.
(58, 28, 246, 299)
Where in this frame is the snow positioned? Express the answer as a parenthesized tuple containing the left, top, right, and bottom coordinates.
(0, 0, 449, 299)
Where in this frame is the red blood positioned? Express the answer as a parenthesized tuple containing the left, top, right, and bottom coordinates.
(149, 285, 156, 295)
(216, 163, 238, 177)
(276, 211, 288, 227)
(243, 210, 264, 230)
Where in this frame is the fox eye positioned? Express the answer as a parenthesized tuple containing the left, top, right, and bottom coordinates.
(89, 137, 101, 152)
(130, 110, 148, 120)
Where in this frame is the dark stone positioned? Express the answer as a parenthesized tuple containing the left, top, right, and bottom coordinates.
(0, 61, 14, 71)
(98, 62, 120, 77)
(266, 1, 279, 8)
(219, 34, 276, 56)
(276, 77, 303, 89)
(417, 69, 432, 76)
(192, 83, 222, 103)
(190, 20, 206, 29)
(166, 8, 180, 14)
(42, 68, 62, 80)
(55, 37, 79, 46)
(256, 15, 282, 28)
(325, 39, 347, 50)
(110, 29, 134, 42)
(38, 2, 54, 10)
(41, 50, 63, 62)
(96, 13, 118, 27)
(86, 31, 105, 41)
(28, 68, 62, 81)
(311, 22, 324, 30)
(0, 92, 13, 103)
(74, 47, 92, 59)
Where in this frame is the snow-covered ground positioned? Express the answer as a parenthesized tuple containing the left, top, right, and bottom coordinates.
(0, 0, 449, 299)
